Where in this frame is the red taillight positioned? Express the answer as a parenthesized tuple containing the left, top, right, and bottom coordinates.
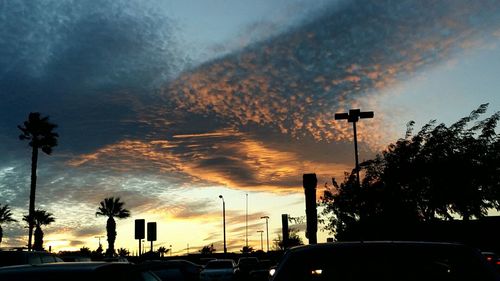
(495, 260, 500, 265)
(487, 257, 493, 261)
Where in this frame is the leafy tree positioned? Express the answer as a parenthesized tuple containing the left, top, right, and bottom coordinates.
(0, 204, 17, 246)
(157, 246, 169, 257)
(91, 244, 104, 260)
(23, 210, 55, 251)
(18, 112, 58, 250)
(95, 197, 130, 257)
(272, 229, 304, 250)
(199, 244, 216, 255)
(79, 246, 91, 256)
(321, 104, 500, 238)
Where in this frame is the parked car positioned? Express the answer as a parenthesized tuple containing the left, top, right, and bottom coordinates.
(270, 241, 499, 281)
(0, 261, 161, 281)
(139, 259, 202, 281)
(0, 250, 63, 267)
(237, 257, 259, 276)
(248, 260, 274, 281)
(200, 259, 238, 281)
(483, 252, 499, 265)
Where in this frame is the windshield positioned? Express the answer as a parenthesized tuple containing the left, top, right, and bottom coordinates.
(205, 261, 234, 269)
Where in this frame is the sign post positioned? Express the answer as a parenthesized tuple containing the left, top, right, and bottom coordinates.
(135, 219, 145, 256)
(147, 222, 157, 252)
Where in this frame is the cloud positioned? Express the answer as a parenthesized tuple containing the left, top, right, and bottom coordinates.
(155, 0, 500, 150)
(67, 129, 354, 193)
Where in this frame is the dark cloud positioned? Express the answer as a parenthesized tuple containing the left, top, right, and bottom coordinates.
(159, 0, 500, 147)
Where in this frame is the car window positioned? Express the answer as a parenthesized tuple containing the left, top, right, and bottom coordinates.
(41, 254, 56, 263)
(152, 268, 184, 280)
(28, 254, 42, 265)
(205, 261, 234, 269)
(140, 271, 161, 281)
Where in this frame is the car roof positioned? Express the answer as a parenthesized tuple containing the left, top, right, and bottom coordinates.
(287, 241, 468, 253)
(0, 262, 132, 272)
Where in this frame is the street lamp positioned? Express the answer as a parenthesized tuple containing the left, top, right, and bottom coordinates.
(257, 230, 264, 250)
(245, 193, 248, 248)
(219, 195, 227, 254)
(260, 216, 270, 252)
(94, 235, 104, 248)
(334, 109, 374, 187)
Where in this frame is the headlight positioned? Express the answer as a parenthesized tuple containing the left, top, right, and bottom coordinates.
(269, 268, 276, 276)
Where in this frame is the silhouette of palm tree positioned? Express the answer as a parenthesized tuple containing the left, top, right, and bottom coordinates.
(23, 210, 55, 251)
(18, 112, 58, 250)
(117, 248, 130, 257)
(96, 197, 130, 257)
(0, 204, 17, 246)
(157, 246, 168, 257)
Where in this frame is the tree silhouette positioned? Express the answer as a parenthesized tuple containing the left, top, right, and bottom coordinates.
(117, 248, 130, 257)
(157, 246, 168, 257)
(79, 246, 91, 257)
(199, 244, 216, 255)
(272, 229, 304, 250)
(91, 244, 104, 260)
(240, 246, 254, 253)
(0, 204, 17, 246)
(18, 112, 58, 250)
(96, 197, 130, 257)
(23, 209, 55, 251)
(321, 104, 500, 238)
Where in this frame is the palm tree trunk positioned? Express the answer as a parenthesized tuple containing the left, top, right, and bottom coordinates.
(106, 217, 116, 257)
(0, 225, 3, 244)
(28, 145, 38, 251)
(33, 226, 44, 251)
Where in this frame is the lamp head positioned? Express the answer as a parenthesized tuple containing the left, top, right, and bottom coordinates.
(219, 195, 223, 199)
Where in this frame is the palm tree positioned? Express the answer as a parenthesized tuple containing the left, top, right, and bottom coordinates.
(23, 210, 55, 251)
(157, 246, 168, 257)
(0, 204, 17, 246)
(18, 112, 58, 250)
(96, 197, 130, 257)
(117, 248, 130, 257)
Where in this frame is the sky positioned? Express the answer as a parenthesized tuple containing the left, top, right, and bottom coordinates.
(0, 0, 499, 254)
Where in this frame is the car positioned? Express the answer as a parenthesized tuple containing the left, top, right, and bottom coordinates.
(483, 252, 499, 265)
(200, 259, 238, 281)
(270, 241, 499, 281)
(0, 261, 161, 281)
(0, 250, 63, 267)
(138, 259, 203, 281)
(237, 257, 259, 277)
(248, 260, 274, 281)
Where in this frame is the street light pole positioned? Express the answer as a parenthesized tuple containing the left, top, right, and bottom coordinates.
(334, 109, 374, 187)
(261, 216, 270, 252)
(219, 195, 227, 254)
(245, 193, 248, 248)
(257, 230, 264, 250)
(94, 235, 104, 248)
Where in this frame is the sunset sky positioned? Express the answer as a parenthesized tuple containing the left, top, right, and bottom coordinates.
(0, 0, 499, 254)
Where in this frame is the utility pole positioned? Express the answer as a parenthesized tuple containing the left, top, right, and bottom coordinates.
(261, 216, 270, 252)
(94, 235, 104, 248)
(245, 193, 248, 248)
(219, 195, 227, 254)
(257, 230, 264, 250)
